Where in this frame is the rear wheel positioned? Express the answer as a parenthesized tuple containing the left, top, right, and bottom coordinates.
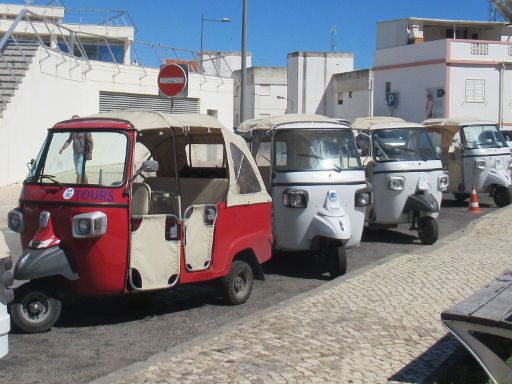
(328, 245, 347, 279)
(418, 217, 439, 245)
(9, 285, 62, 333)
(493, 187, 512, 208)
(221, 260, 253, 305)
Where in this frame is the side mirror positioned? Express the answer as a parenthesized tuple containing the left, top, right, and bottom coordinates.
(141, 160, 159, 173)
(26, 159, 35, 171)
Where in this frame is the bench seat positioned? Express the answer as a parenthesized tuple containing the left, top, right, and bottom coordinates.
(441, 272, 512, 384)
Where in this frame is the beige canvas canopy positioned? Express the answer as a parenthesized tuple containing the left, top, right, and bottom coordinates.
(237, 114, 342, 136)
(422, 118, 497, 137)
(78, 110, 270, 207)
(351, 116, 406, 130)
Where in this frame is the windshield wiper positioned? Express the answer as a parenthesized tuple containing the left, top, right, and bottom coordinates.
(25, 174, 64, 187)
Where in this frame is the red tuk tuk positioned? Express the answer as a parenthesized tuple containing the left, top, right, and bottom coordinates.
(7, 110, 272, 333)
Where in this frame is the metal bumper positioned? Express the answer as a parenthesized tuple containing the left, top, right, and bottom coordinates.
(14, 246, 79, 281)
(404, 193, 440, 214)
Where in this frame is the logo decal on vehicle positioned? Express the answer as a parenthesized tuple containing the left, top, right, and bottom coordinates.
(63, 188, 75, 200)
(328, 190, 338, 202)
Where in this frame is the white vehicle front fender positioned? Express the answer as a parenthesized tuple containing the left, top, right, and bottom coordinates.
(308, 212, 352, 242)
(484, 170, 511, 189)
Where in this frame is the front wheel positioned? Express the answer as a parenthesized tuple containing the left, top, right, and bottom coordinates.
(9, 286, 62, 333)
(493, 187, 512, 208)
(221, 260, 253, 305)
(328, 245, 347, 279)
(418, 217, 439, 245)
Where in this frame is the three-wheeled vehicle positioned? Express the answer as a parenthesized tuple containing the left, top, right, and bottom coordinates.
(7, 110, 272, 333)
(423, 119, 512, 207)
(0, 255, 13, 357)
(353, 117, 448, 245)
(238, 114, 370, 278)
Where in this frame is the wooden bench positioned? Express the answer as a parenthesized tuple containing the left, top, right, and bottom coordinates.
(441, 272, 512, 384)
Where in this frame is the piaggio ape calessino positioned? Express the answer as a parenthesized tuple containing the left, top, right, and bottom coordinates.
(7, 110, 272, 333)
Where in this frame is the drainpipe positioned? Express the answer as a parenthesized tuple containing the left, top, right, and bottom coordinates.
(369, 73, 374, 117)
(499, 62, 505, 128)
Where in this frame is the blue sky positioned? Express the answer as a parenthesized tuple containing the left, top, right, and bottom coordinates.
(28, 0, 492, 68)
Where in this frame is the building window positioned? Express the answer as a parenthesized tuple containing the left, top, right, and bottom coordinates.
(349, 91, 353, 99)
(259, 85, 270, 96)
(337, 92, 343, 105)
(465, 79, 485, 103)
(471, 43, 488, 56)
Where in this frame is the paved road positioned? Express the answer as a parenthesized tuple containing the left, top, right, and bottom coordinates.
(0, 195, 498, 384)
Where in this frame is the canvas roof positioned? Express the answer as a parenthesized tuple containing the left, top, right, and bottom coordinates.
(237, 114, 341, 135)
(351, 117, 412, 130)
(82, 110, 226, 131)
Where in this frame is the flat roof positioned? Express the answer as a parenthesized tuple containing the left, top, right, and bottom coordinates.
(377, 17, 509, 27)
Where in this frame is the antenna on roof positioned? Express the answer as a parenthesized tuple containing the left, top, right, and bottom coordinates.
(330, 26, 337, 52)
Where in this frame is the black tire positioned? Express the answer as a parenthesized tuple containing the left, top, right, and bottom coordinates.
(221, 260, 253, 305)
(328, 245, 347, 279)
(453, 193, 468, 202)
(9, 286, 62, 333)
(493, 187, 512, 208)
(418, 217, 439, 245)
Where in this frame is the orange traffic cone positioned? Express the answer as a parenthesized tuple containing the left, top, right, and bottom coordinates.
(468, 186, 481, 213)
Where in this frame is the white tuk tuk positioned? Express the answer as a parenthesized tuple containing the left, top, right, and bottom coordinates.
(423, 119, 512, 207)
(353, 117, 448, 245)
(238, 114, 370, 278)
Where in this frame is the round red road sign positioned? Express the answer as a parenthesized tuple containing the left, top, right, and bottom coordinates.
(157, 64, 187, 97)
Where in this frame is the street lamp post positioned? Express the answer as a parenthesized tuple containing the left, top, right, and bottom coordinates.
(200, 13, 230, 73)
(240, 0, 247, 123)
(277, 95, 293, 113)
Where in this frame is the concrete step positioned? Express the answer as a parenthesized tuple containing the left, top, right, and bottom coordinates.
(0, 63, 30, 71)
(0, 56, 33, 65)
(0, 74, 23, 82)
(0, 68, 28, 76)
(0, 89, 15, 97)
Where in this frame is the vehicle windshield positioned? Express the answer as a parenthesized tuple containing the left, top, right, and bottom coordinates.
(27, 130, 128, 186)
(461, 125, 508, 149)
(274, 129, 362, 172)
(372, 128, 438, 162)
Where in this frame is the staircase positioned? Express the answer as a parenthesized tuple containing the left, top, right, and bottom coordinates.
(0, 43, 38, 116)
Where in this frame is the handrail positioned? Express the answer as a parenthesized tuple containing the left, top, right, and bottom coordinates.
(0, 8, 27, 53)
(0, 8, 232, 83)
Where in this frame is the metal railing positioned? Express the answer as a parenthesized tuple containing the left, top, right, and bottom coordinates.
(0, 7, 237, 96)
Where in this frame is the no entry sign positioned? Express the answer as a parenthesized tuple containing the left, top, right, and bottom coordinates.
(158, 64, 187, 97)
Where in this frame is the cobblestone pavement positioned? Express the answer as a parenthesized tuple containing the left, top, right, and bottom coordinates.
(89, 207, 512, 384)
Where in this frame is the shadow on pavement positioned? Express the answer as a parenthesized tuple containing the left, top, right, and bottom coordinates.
(388, 334, 460, 383)
(10, 283, 226, 332)
(362, 228, 420, 245)
(262, 252, 330, 281)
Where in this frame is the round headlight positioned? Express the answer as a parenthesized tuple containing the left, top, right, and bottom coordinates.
(78, 219, 91, 235)
(9, 214, 20, 230)
(439, 176, 448, 188)
(357, 192, 370, 206)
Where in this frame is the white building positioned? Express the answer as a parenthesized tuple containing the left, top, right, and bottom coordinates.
(0, 4, 234, 186)
(287, 51, 354, 115)
(200, 51, 251, 78)
(232, 66, 287, 126)
(373, 18, 512, 125)
(330, 69, 373, 122)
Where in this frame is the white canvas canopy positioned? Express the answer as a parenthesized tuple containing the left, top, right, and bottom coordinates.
(237, 114, 342, 136)
(351, 116, 406, 130)
(77, 110, 270, 207)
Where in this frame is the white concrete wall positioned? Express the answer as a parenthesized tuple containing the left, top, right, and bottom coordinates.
(448, 64, 502, 122)
(0, 47, 233, 186)
(375, 39, 447, 67)
(331, 90, 372, 122)
(287, 52, 354, 116)
(376, 20, 410, 50)
(450, 40, 512, 62)
(373, 63, 446, 122)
